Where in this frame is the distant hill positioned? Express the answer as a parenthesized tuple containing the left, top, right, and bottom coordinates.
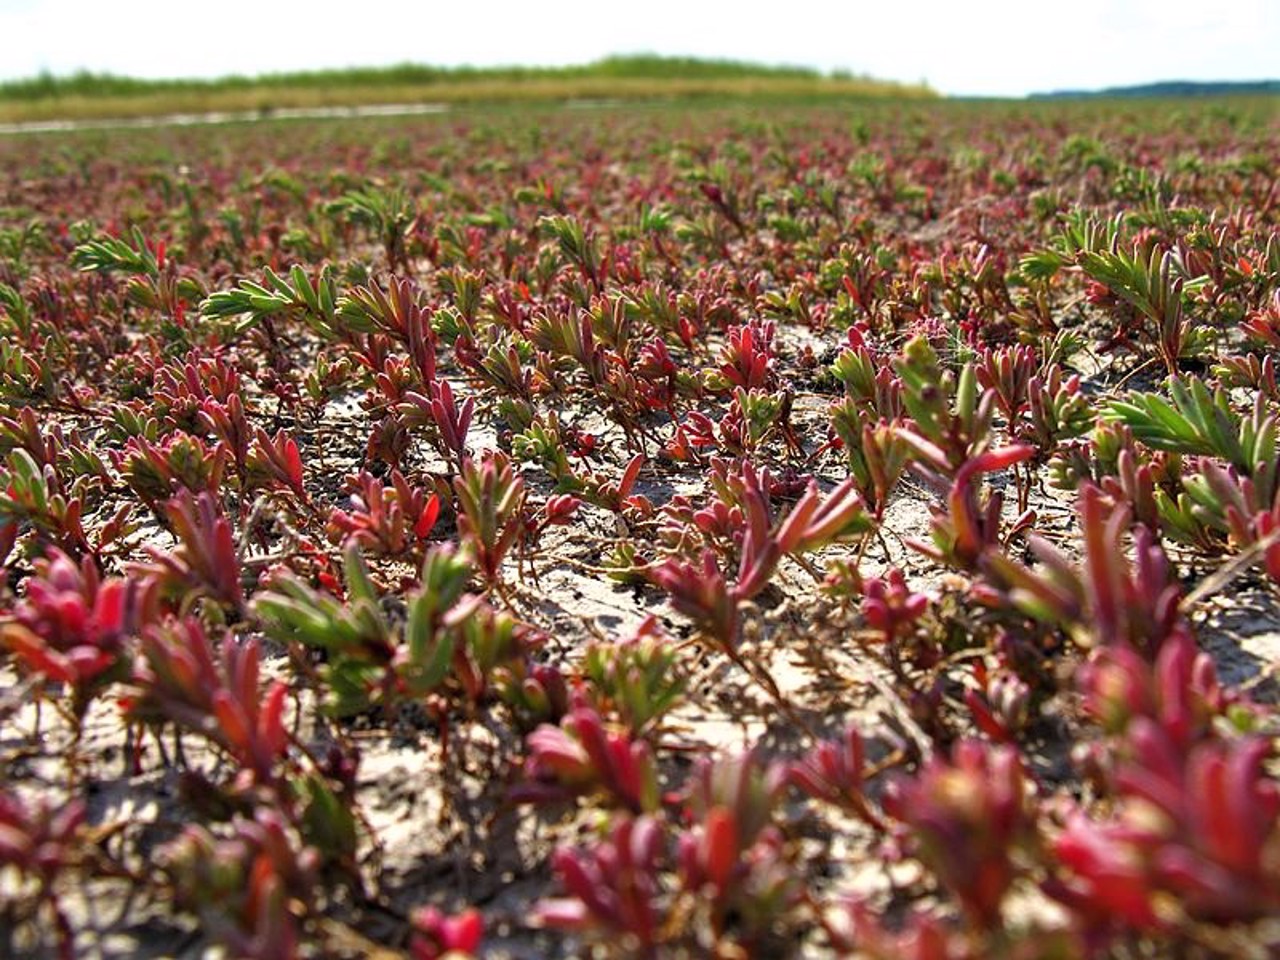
(0, 56, 936, 124)
(1030, 79, 1279, 99)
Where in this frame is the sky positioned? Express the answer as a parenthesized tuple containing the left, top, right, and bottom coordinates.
(1, 0, 1277, 98)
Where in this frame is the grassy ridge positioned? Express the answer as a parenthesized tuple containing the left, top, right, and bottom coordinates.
(0, 56, 936, 122)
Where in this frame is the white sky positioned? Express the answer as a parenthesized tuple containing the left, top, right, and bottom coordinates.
(1, 0, 1277, 98)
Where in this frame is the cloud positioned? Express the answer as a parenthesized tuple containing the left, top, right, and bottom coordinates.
(3, 0, 1277, 96)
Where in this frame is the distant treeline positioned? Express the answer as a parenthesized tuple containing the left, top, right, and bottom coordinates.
(0, 55, 895, 101)
(0, 56, 937, 123)
(1031, 79, 1279, 100)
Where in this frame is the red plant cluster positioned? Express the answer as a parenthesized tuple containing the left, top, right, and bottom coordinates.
(0, 97, 1277, 958)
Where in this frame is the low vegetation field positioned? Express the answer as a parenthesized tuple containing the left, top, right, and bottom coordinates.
(0, 94, 1277, 958)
